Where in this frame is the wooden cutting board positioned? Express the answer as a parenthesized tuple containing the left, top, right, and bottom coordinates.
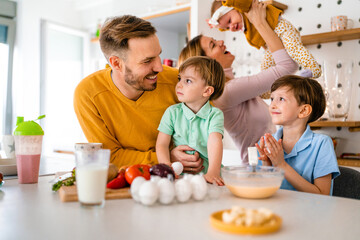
(58, 185, 131, 202)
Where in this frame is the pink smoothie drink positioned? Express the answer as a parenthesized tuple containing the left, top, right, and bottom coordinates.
(14, 135, 43, 184)
(14, 116, 45, 184)
(16, 154, 41, 184)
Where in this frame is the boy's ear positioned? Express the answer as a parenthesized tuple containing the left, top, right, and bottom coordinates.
(109, 55, 124, 71)
(298, 104, 312, 119)
(203, 86, 214, 98)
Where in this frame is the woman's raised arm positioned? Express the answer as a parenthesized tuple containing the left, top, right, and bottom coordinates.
(245, 0, 284, 52)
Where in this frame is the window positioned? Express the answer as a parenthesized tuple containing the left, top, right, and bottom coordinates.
(0, 16, 15, 135)
(40, 20, 89, 156)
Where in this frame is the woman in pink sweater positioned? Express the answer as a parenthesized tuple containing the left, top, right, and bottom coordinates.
(178, 0, 298, 164)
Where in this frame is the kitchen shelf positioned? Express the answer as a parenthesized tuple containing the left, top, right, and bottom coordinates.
(90, 1, 288, 43)
(140, 4, 190, 20)
(309, 120, 360, 132)
(91, 3, 190, 43)
(302, 28, 360, 46)
(337, 158, 360, 167)
(265, 0, 288, 10)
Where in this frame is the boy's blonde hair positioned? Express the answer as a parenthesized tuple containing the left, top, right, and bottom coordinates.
(179, 56, 225, 101)
(271, 75, 326, 123)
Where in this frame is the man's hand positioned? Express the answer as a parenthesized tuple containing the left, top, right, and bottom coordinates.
(170, 145, 204, 174)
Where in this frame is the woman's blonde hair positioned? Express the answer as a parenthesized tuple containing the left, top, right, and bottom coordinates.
(179, 56, 225, 101)
(178, 35, 206, 66)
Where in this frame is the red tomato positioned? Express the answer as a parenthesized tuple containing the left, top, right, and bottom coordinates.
(125, 164, 151, 184)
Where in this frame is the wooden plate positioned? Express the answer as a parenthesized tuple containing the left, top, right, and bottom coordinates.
(58, 185, 131, 202)
(210, 210, 282, 235)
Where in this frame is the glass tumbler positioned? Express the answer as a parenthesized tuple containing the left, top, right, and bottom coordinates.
(75, 149, 110, 207)
(323, 59, 354, 120)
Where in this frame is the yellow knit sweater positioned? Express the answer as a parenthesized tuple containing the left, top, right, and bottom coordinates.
(74, 65, 179, 168)
(223, 0, 283, 49)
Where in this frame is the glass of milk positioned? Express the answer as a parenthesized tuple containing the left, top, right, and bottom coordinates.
(75, 149, 110, 208)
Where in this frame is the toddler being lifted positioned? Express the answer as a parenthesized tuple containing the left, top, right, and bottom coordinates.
(208, 0, 321, 81)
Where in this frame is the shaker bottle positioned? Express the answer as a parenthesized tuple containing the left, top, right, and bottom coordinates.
(13, 115, 45, 184)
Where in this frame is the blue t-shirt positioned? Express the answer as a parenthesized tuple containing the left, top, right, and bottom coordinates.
(259, 125, 340, 193)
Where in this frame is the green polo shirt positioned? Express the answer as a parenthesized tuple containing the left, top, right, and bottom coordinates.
(158, 101, 224, 173)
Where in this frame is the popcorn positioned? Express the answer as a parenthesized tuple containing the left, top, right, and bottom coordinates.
(222, 206, 275, 227)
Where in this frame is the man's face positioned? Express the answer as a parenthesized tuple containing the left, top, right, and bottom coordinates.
(123, 34, 163, 92)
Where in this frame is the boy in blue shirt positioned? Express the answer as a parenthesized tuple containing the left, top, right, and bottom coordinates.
(256, 75, 340, 194)
(156, 56, 226, 186)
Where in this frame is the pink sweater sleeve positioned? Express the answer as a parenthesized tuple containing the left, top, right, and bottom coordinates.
(214, 49, 298, 109)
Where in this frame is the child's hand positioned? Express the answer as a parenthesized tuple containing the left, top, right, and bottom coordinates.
(244, 0, 268, 26)
(204, 173, 224, 186)
(255, 136, 272, 166)
(263, 133, 285, 167)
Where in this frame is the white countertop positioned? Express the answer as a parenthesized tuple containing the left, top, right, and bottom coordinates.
(1, 175, 359, 240)
(1, 150, 359, 239)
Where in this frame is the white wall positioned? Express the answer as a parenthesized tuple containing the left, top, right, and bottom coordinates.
(77, 0, 177, 32)
(12, 0, 188, 120)
(156, 27, 180, 61)
(13, 0, 83, 119)
(13, 0, 359, 157)
(223, 0, 360, 155)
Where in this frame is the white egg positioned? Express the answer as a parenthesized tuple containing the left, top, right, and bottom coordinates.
(171, 162, 183, 175)
(183, 173, 193, 182)
(190, 175, 208, 201)
(157, 178, 175, 205)
(150, 175, 162, 184)
(175, 178, 192, 203)
(130, 176, 146, 202)
(138, 181, 159, 206)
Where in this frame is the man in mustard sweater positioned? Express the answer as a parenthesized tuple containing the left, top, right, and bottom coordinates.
(74, 15, 203, 171)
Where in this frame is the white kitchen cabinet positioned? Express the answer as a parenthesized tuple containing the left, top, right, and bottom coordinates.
(140, 3, 191, 63)
(90, 0, 226, 65)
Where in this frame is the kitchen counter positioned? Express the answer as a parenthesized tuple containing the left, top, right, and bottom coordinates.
(1, 175, 359, 240)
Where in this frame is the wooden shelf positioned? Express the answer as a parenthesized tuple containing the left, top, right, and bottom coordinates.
(302, 28, 360, 46)
(140, 4, 190, 20)
(265, 0, 288, 10)
(309, 120, 360, 132)
(337, 158, 360, 167)
(90, 4, 191, 43)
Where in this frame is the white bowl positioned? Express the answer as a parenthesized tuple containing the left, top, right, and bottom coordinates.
(0, 158, 17, 176)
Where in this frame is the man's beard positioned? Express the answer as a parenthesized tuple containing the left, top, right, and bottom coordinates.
(125, 65, 157, 91)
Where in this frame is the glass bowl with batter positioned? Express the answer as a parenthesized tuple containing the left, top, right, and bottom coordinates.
(222, 166, 284, 199)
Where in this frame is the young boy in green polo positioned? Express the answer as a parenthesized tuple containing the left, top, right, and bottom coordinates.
(156, 56, 226, 186)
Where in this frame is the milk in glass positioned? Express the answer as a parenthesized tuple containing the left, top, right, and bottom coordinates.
(74, 149, 110, 207)
(76, 165, 108, 205)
